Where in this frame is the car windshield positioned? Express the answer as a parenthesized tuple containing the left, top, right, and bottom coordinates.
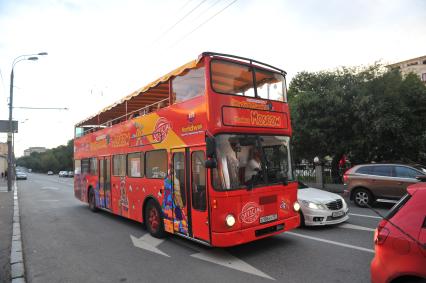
(212, 134, 293, 191)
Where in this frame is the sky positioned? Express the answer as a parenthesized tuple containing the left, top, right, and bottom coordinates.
(0, 0, 425, 157)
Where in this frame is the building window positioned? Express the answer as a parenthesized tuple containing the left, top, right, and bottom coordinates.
(146, 150, 167, 179)
(407, 62, 418, 66)
(423, 60, 426, 64)
(113, 154, 126, 176)
(127, 152, 144, 177)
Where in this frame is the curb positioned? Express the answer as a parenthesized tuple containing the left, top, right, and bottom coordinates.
(10, 182, 26, 283)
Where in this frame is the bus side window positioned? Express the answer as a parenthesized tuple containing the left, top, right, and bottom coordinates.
(81, 159, 90, 174)
(145, 150, 167, 179)
(192, 151, 206, 211)
(172, 67, 205, 104)
(75, 160, 81, 175)
(113, 155, 126, 176)
(90, 157, 98, 175)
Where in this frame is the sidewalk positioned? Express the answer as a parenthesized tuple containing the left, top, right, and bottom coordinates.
(0, 178, 13, 283)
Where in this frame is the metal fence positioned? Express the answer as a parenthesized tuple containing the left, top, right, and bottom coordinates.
(294, 163, 341, 184)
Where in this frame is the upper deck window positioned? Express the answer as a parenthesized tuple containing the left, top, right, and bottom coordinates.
(172, 67, 205, 104)
(211, 60, 286, 102)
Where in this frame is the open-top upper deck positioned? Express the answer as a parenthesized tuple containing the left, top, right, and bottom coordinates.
(75, 52, 289, 138)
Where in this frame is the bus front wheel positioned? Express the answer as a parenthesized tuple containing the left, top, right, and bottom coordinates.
(145, 200, 165, 238)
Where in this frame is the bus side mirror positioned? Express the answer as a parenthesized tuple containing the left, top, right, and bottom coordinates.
(205, 159, 217, 169)
(206, 137, 216, 158)
(282, 176, 288, 186)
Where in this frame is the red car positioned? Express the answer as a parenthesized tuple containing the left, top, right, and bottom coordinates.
(371, 176, 426, 283)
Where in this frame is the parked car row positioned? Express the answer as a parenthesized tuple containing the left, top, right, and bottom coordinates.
(58, 171, 74, 177)
(344, 163, 426, 207)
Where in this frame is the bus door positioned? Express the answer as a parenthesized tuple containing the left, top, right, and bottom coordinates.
(189, 147, 210, 243)
(171, 149, 190, 236)
(99, 157, 112, 209)
(171, 147, 210, 243)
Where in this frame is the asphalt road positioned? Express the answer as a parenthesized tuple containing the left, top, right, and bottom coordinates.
(17, 173, 392, 283)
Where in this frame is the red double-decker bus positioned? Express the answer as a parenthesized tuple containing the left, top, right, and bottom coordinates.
(74, 52, 300, 247)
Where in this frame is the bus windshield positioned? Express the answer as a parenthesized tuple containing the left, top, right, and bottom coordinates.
(211, 59, 287, 102)
(213, 134, 293, 191)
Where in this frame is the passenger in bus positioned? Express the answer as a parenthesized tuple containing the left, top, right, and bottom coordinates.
(245, 149, 261, 182)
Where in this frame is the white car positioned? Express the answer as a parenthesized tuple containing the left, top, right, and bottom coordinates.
(298, 181, 349, 226)
(59, 171, 68, 177)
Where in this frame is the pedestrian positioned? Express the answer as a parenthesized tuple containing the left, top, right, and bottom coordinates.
(4, 170, 7, 180)
(1, 172, 3, 179)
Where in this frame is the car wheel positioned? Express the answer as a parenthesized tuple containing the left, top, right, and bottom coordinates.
(88, 188, 98, 212)
(145, 200, 165, 238)
(353, 188, 373, 207)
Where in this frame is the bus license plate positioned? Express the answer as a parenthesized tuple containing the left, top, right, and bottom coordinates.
(260, 214, 277, 224)
(332, 211, 344, 218)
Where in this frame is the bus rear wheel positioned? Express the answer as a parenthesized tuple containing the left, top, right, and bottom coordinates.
(88, 188, 98, 212)
(145, 200, 165, 238)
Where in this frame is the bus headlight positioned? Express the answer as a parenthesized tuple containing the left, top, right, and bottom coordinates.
(225, 214, 236, 227)
(293, 201, 301, 212)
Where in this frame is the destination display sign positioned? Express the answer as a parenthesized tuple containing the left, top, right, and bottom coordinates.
(222, 106, 288, 129)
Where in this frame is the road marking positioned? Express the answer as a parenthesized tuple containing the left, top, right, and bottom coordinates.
(285, 232, 375, 254)
(41, 187, 59, 190)
(191, 249, 275, 280)
(338, 223, 375, 232)
(349, 213, 381, 219)
(130, 234, 170, 257)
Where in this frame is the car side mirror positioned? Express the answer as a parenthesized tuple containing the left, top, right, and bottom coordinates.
(205, 159, 217, 169)
(206, 137, 216, 158)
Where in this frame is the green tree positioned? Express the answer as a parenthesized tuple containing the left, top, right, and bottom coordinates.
(289, 65, 426, 180)
(16, 139, 74, 173)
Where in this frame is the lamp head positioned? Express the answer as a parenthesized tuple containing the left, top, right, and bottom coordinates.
(38, 52, 48, 56)
(28, 56, 38, 61)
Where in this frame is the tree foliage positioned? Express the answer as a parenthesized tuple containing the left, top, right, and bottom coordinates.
(289, 65, 426, 167)
(16, 140, 74, 173)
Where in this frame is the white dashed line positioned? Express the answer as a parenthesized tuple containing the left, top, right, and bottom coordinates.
(285, 232, 375, 253)
(349, 213, 382, 219)
(339, 223, 375, 232)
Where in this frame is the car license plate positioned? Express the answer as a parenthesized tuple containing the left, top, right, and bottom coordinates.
(332, 211, 345, 218)
(260, 214, 277, 224)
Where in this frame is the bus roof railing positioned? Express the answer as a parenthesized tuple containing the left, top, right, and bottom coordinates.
(201, 52, 286, 75)
(77, 98, 169, 137)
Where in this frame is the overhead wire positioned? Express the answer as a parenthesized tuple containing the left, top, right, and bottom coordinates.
(153, 0, 209, 45)
(170, 0, 238, 48)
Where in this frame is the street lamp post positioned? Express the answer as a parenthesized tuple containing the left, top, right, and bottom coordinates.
(7, 52, 47, 191)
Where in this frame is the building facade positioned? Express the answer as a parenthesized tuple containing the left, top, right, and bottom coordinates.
(0, 142, 7, 176)
(24, 147, 47, 156)
(387, 55, 426, 84)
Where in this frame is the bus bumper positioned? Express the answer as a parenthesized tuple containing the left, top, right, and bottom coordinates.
(211, 215, 300, 247)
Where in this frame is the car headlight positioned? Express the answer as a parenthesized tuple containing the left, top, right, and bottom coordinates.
(293, 201, 300, 212)
(301, 200, 326, 210)
(225, 214, 236, 227)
